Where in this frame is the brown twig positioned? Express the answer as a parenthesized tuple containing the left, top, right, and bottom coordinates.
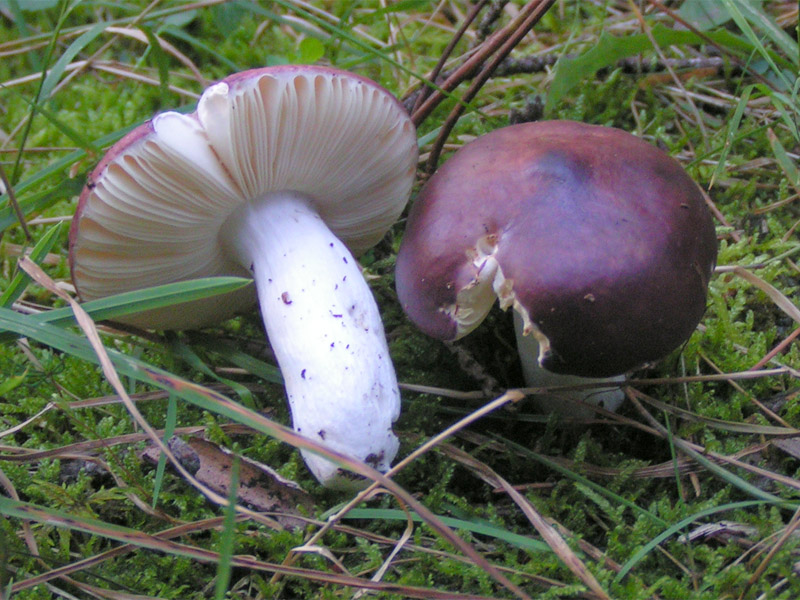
(411, 0, 489, 115)
(409, 0, 553, 128)
(751, 326, 800, 371)
(424, 0, 557, 174)
(0, 161, 32, 242)
(475, 0, 511, 44)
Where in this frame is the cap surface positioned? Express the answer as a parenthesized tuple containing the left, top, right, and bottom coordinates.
(70, 65, 418, 330)
(395, 120, 717, 378)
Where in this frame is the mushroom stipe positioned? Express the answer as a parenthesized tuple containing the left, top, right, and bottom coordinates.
(70, 66, 418, 487)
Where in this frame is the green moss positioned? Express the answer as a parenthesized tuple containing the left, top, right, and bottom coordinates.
(1, 1, 800, 598)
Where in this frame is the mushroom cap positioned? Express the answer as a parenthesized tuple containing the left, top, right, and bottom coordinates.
(395, 120, 717, 378)
(70, 65, 418, 330)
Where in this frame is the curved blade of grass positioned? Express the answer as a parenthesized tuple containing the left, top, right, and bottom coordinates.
(139, 25, 171, 105)
(0, 221, 63, 308)
(0, 172, 84, 234)
(189, 338, 283, 384)
(341, 508, 550, 554)
(733, 266, 800, 324)
(767, 127, 800, 192)
(151, 394, 177, 508)
(0, 276, 253, 343)
(214, 457, 239, 600)
(39, 21, 109, 101)
(637, 393, 800, 436)
(722, 0, 798, 65)
(709, 85, 752, 188)
(5, 82, 96, 150)
(613, 500, 767, 582)
(662, 434, 789, 504)
(718, 0, 795, 91)
(169, 336, 256, 407)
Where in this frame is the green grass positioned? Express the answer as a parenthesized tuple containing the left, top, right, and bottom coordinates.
(1, 0, 799, 598)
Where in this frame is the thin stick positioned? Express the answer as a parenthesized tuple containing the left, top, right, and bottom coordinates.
(0, 146, 32, 242)
(751, 326, 800, 371)
(411, 0, 552, 127)
(411, 1, 489, 114)
(424, 0, 557, 173)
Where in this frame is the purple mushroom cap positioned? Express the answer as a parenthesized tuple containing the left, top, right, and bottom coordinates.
(396, 120, 717, 378)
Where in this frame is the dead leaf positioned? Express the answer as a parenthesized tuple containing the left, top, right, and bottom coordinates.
(774, 437, 800, 461)
(142, 436, 313, 528)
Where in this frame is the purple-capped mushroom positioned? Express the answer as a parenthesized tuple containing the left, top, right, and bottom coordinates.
(70, 66, 418, 486)
(396, 120, 716, 414)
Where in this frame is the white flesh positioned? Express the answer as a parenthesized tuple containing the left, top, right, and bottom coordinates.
(221, 192, 400, 487)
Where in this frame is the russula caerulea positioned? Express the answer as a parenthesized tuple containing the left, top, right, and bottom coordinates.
(396, 120, 716, 414)
(70, 66, 418, 486)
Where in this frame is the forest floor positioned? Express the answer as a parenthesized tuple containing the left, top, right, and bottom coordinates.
(0, 1, 799, 598)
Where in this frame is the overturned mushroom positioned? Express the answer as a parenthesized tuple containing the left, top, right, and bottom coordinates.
(70, 66, 418, 486)
(396, 120, 716, 414)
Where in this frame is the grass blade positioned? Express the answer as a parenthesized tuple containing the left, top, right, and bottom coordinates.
(709, 85, 752, 188)
(614, 500, 767, 582)
(728, 0, 798, 65)
(628, 391, 792, 506)
(718, 0, 795, 90)
(0, 276, 253, 343)
(39, 21, 109, 101)
(169, 336, 256, 407)
(214, 457, 239, 600)
(0, 221, 63, 308)
(342, 508, 550, 554)
(767, 127, 800, 191)
(151, 394, 177, 507)
(190, 338, 283, 385)
(139, 24, 172, 105)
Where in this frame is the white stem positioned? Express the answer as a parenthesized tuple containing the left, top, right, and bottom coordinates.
(512, 312, 625, 417)
(221, 192, 400, 487)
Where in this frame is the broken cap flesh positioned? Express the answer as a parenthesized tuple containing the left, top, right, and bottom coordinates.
(395, 120, 717, 412)
(70, 66, 418, 486)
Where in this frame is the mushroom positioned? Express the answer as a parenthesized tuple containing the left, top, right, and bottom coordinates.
(69, 66, 418, 486)
(395, 120, 717, 415)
